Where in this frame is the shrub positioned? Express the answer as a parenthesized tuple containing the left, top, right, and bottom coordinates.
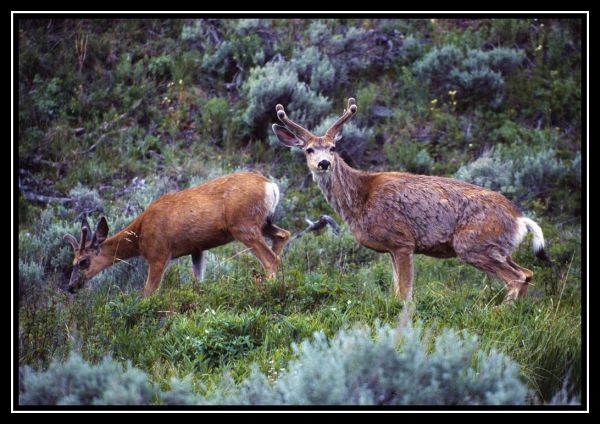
(211, 321, 528, 405)
(384, 141, 434, 175)
(68, 184, 104, 217)
(514, 148, 567, 199)
(454, 150, 516, 194)
(242, 60, 331, 133)
(18, 259, 44, 301)
(19, 353, 155, 405)
(454, 146, 571, 203)
(148, 54, 175, 80)
(197, 97, 230, 147)
(414, 46, 525, 108)
(290, 47, 337, 93)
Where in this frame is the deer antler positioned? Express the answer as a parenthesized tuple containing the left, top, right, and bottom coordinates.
(325, 98, 357, 139)
(275, 104, 315, 141)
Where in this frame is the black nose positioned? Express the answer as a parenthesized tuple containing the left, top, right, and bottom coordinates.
(318, 160, 330, 170)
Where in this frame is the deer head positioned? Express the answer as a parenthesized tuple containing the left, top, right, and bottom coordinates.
(63, 217, 109, 293)
(272, 98, 357, 174)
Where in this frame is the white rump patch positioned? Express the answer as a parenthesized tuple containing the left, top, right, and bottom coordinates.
(264, 182, 280, 215)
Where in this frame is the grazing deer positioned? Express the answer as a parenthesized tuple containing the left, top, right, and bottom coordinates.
(272, 98, 549, 302)
(63, 172, 290, 297)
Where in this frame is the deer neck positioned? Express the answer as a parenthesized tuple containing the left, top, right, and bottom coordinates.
(313, 156, 370, 224)
(98, 221, 141, 267)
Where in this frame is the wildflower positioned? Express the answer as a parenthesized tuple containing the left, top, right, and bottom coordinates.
(204, 329, 209, 334)
(430, 99, 438, 105)
(347, 300, 352, 305)
(331, 307, 337, 311)
(179, 79, 183, 85)
(535, 44, 543, 51)
(185, 336, 190, 340)
(448, 90, 457, 96)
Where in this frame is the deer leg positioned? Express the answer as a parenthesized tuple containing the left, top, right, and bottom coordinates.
(457, 251, 528, 302)
(191, 250, 206, 281)
(231, 227, 279, 281)
(143, 259, 168, 298)
(263, 222, 291, 256)
(390, 250, 414, 301)
(507, 257, 533, 297)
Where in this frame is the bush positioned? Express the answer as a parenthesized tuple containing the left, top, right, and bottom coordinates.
(68, 184, 104, 217)
(197, 97, 230, 147)
(514, 148, 567, 199)
(414, 46, 525, 108)
(18, 259, 44, 301)
(385, 141, 434, 175)
(242, 60, 331, 133)
(211, 321, 528, 405)
(454, 146, 572, 203)
(454, 150, 516, 194)
(290, 47, 337, 93)
(19, 353, 155, 405)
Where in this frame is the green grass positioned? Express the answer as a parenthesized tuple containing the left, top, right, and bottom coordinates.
(18, 224, 581, 403)
(17, 18, 583, 405)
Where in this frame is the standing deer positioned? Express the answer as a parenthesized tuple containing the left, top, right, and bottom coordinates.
(63, 172, 290, 297)
(272, 98, 549, 302)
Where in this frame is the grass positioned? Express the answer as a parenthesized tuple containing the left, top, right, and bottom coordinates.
(16, 18, 583, 406)
(18, 223, 582, 403)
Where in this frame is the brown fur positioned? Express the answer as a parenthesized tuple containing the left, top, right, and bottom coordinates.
(273, 99, 543, 302)
(64, 172, 290, 297)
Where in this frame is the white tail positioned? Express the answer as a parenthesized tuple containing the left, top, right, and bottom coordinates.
(518, 217, 545, 254)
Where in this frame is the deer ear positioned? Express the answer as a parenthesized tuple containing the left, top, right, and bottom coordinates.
(92, 217, 109, 247)
(63, 234, 79, 251)
(272, 124, 305, 147)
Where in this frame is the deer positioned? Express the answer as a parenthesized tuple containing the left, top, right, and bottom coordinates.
(63, 172, 290, 297)
(272, 98, 550, 303)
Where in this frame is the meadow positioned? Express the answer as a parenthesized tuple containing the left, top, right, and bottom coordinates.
(17, 18, 583, 406)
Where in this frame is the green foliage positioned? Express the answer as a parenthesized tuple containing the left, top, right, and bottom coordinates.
(197, 97, 230, 147)
(242, 60, 331, 133)
(214, 322, 528, 405)
(20, 353, 155, 405)
(68, 184, 104, 216)
(17, 18, 583, 407)
(455, 145, 577, 208)
(454, 150, 516, 194)
(291, 47, 337, 93)
(414, 46, 525, 108)
(384, 141, 434, 174)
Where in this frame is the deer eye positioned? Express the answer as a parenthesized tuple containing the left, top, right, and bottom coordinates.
(330, 146, 336, 152)
(79, 257, 90, 269)
(306, 148, 314, 154)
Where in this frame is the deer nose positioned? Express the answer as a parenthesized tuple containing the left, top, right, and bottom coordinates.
(318, 160, 330, 170)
